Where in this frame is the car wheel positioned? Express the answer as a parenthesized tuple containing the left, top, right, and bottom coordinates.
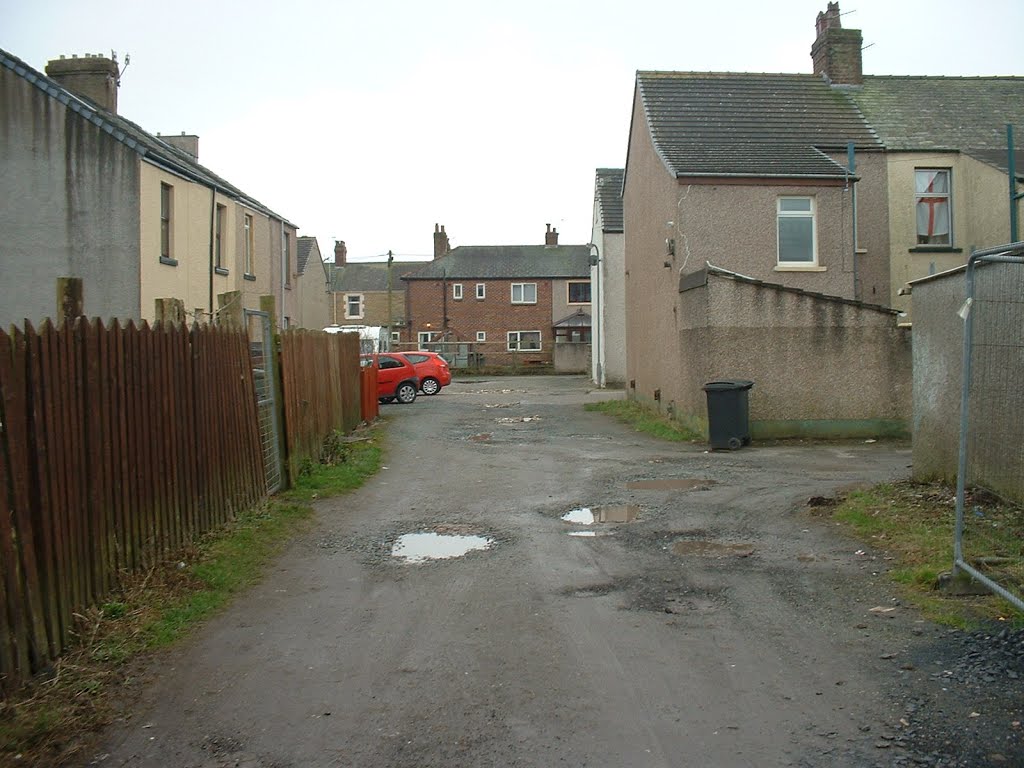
(421, 377, 440, 396)
(395, 382, 417, 404)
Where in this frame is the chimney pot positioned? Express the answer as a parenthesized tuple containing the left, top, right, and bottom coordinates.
(433, 223, 451, 260)
(811, 3, 863, 86)
(46, 52, 120, 113)
(334, 240, 347, 266)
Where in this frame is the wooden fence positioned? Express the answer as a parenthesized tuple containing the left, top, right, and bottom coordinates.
(0, 319, 265, 694)
(279, 330, 362, 481)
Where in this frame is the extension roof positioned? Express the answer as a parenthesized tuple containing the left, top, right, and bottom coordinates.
(635, 71, 881, 180)
(849, 76, 1024, 177)
(1, 47, 297, 227)
(296, 236, 318, 275)
(402, 245, 592, 281)
(595, 168, 624, 233)
(330, 262, 426, 292)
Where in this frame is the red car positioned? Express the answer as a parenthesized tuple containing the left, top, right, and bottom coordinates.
(399, 351, 452, 395)
(360, 353, 420, 404)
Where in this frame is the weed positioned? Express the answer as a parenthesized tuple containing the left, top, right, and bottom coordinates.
(584, 399, 702, 442)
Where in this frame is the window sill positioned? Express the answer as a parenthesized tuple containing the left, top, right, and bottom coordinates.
(909, 246, 962, 254)
(774, 264, 826, 272)
(214, 267, 229, 276)
(243, 273, 257, 282)
(160, 256, 178, 267)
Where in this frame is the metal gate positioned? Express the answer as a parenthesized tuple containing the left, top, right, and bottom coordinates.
(953, 242, 1024, 611)
(245, 309, 282, 493)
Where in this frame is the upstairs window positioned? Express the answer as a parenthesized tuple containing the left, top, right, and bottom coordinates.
(345, 293, 364, 320)
(160, 183, 174, 262)
(244, 214, 254, 276)
(511, 283, 537, 304)
(453, 283, 463, 300)
(476, 283, 486, 300)
(915, 169, 952, 245)
(476, 331, 486, 342)
(567, 281, 591, 304)
(777, 197, 816, 265)
(214, 204, 226, 272)
(283, 231, 292, 289)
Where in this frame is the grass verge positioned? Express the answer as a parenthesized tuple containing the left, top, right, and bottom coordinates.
(0, 433, 382, 768)
(584, 399, 702, 442)
(821, 481, 1024, 628)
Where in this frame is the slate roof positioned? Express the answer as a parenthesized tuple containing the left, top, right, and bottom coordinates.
(402, 246, 592, 280)
(330, 262, 426, 292)
(848, 76, 1024, 177)
(595, 168, 624, 233)
(635, 72, 881, 179)
(296, 237, 317, 275)
(1, 47, 296, 226)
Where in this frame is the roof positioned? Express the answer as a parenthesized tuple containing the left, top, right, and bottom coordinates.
(296, 236, 318, 275)
(636, 71, 881, 179)
(849, 77, 1024, 162)
(595, 168, 624, 233)
(690, 262, 901, 315)
(554, 310, 592, 327)
(403, 245, 592, 280)
(330, 262, 426, 292)
(1, 47, 297, 227)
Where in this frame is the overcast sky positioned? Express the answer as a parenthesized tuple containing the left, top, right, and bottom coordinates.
(4, 0, 1021, 262)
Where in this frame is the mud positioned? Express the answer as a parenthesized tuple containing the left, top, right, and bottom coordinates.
(85, 376, 1021, 767)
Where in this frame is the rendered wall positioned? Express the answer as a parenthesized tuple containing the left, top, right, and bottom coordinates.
(912, 262, 1024, 503)
(1, 65, 140, 326)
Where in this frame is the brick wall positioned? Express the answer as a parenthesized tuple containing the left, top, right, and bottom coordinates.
(331, 289, 407, 328)
(406, 278, 555, 366)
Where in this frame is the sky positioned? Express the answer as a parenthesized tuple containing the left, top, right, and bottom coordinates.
(3, 0, 1022, 263)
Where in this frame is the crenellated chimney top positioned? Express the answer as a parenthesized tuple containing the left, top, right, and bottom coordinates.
(334, 240, 347, 265)
(433, 223, 450, 260)
(45, 52, 120, 113)
(811, 2, 863, 86)
(545, 223, 559, 247)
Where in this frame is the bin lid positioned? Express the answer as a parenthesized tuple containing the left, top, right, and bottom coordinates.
(703, 380, 754, 391)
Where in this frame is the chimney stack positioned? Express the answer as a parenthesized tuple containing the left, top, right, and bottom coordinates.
(334, 240, 347, 265)
(433, 223, 450, 260)
(811, 3, 863, 86)
(545, 223, 559, 247)
(161, 132, 200, 161)
(45, 52, 120, 113)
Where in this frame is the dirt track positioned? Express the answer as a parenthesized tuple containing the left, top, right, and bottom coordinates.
(86, 376, 1020, 767)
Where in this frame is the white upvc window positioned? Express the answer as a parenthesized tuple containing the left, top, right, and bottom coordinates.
(476, 283, 486, 300)
(777, 197, 817, 265)
(344, 293, 364, 320)
(567, 280, 591, 304)
(507, 330, 541, 351)
(476, 331, 486, 342)
(453, 283, 463, 300)
(418, 331, 432, 346)
(511, 283, 537, 304)
(390, 331, 401, 343)
(915, 169, 952, 245)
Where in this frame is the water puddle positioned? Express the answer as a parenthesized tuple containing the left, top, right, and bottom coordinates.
(496, 415, 541, 424)
(626, 478, 716, 491)
(567, 531, 598, 537)
(391, 532, 493, 563)
(672, 540, 755, 558)
(468, 433, 492, 442)
(561, 505, 639, 525)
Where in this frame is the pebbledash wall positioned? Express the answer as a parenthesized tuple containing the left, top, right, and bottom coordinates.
(910, 261, 1024, 503)
(638, 268, 911, 439)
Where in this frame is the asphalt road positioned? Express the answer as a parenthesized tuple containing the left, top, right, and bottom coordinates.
(88, 375, 948, 767)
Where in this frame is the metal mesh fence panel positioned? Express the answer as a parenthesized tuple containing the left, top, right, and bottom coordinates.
(245, 310, 282, 494)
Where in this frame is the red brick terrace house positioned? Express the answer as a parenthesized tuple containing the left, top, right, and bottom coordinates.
(402, 225, 592, 370)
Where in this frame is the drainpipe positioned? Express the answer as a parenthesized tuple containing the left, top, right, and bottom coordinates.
(847, 142, 859, 301)
(208, 183, 218, 322)
(1009, 125, 1020, 243)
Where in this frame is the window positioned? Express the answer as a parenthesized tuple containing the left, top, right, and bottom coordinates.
(404, 353, 429, 364)
(390, 331, 401, 343)
(476, 283, 486, 300)
(214, 204, 226, 272)
(453, 283, 463, 300)
(418, 331, 432, 346)
(507, 331, 541, 351)
(244, 214, 254, 276)
(915, 169, 952, 245)
(777, 197, 816, 265)
(476, 331, 486, 342)
(345, 294, 364, 320)
(160, 183, 173, 262)
(378, 355, 404, 369)
(567, 281, 591, 304)
(555, 327, 592, 343)
(283, 231, 291, 289)
(511, 283, 537, 304)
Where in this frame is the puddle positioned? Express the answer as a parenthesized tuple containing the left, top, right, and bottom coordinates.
(391, 532, 493, 563)
(561, 505, 639, 525)
(496, 415, 541, 424)
(672, 540, 754, 558)
(626, 478, 716, 491)
(567, 531, 598, 537)
(468, 433, 492, 442)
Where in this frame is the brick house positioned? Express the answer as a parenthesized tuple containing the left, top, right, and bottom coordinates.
(327, 240, 425, 337)
(402, 225, 592, 370)
(0, 47, 307, 329)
